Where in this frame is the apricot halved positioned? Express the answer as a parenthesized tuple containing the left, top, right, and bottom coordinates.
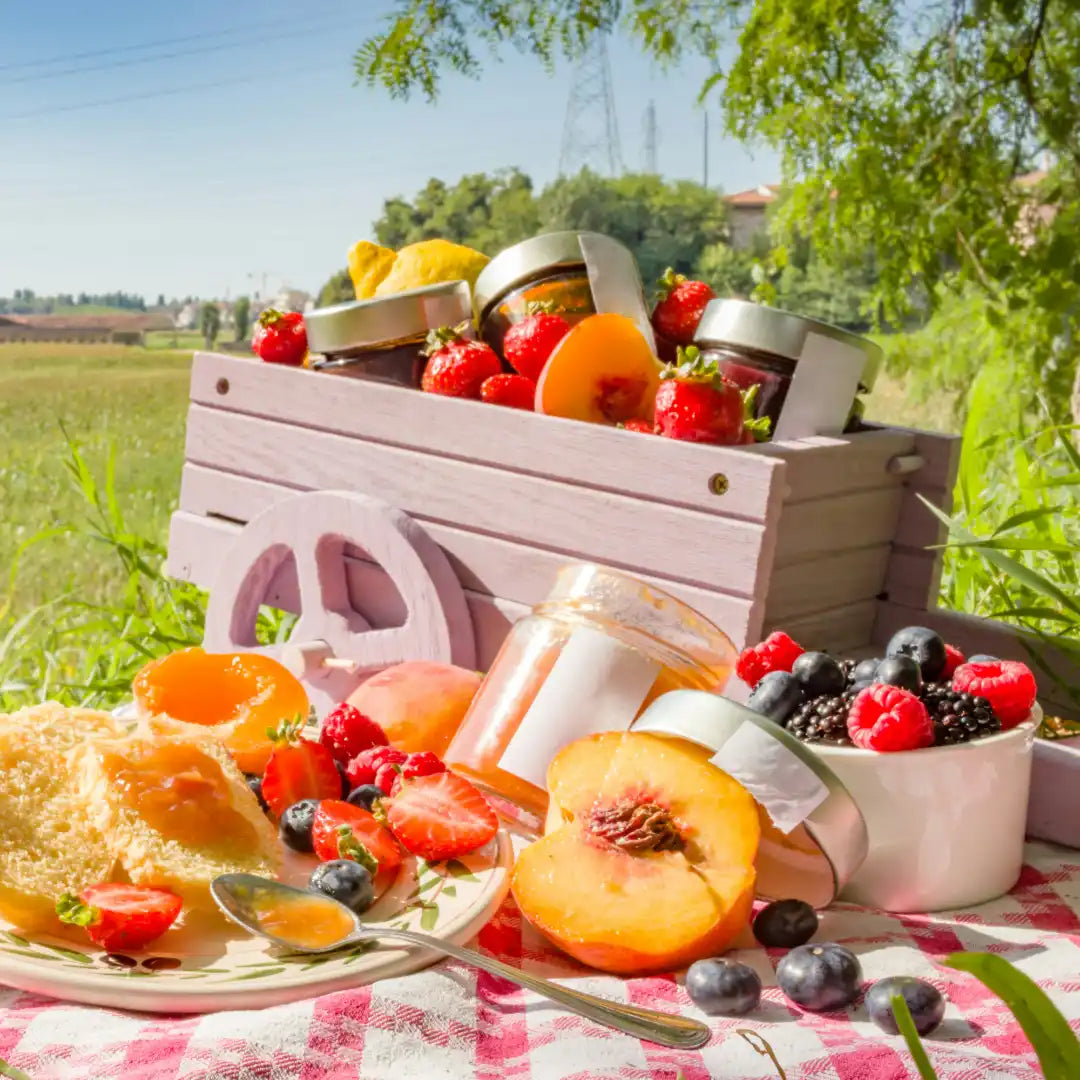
(512, 731, 759, 975)
(132, 648, 310, 775)
(535, 313, 662, 425)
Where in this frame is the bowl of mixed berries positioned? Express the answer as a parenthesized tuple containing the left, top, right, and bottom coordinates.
(737, 627, 1039, 913)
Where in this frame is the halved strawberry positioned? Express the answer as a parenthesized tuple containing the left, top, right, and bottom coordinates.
(311, 800, 403, 875)
(56, 884, 182, 952)
(262, 717, 341, 817)
(386, 771, 499, 861)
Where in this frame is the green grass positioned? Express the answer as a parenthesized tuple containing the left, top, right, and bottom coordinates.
(0, 343, 191, 616)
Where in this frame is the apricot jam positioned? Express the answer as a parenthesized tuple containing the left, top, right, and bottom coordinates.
(251, 891, 355, 950)
(100, 744, 258, 849)
(445, 564, 736, 830)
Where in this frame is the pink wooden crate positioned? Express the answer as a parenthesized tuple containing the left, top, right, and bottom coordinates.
(166, 351, 1078, 721)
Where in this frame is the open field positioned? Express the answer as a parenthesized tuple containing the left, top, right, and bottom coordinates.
(0, 340, 960, 622)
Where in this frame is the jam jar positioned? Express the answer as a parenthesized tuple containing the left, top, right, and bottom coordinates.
(473, 231, 645, 358)
(305, 281, 472, 387)
(693, 300, 883, 433)
(444, 564, 737, 829)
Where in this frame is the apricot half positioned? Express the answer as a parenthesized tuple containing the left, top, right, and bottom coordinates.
(511, 731, 759, 975)
(535, 313, 662, 425)
(132, 648, 310, 775)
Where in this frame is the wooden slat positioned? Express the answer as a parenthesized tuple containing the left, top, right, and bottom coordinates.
(765, 600, 878, 655)
(772, 488, 904, 565)
(182, 405, 773, 599)
(873, 600, 1080, 721)
(167, 514, 526, 669)
(190, 352, 786, 521)
(880, 549, 941, 610)
(765, 545, 892, 620)
(168, 504, 765, 647)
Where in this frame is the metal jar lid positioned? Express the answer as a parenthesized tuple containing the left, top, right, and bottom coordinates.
(473, 231, 609, 322)
(631, 690, 868, 908)
(695, 299, 883, 391)
(304, 281, 472, 356)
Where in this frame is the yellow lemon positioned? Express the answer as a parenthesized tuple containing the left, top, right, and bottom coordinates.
(347, 240, 397, 300)
(374, 239, 489, 296)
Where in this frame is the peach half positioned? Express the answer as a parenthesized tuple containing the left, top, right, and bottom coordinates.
(511, 731, 760, 975)
(535, 313, 662, 425)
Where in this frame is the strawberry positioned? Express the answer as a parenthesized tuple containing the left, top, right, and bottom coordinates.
(502, 306, 571, 381)
(620, 418, 656, 434)
(311, 800, 402, 874)
(261, 717, 341, 817)
(319, 702, 388, 766)
(251, 308, 307, 367)
(385, 751, 447, 796)
(480, 373, 536, 410)
(386, 771, 499, 861)
(421, 325, 502, 398)
(346, 745, 408, 790)
(56, 885, 182, 952)
(654, 347, 746, 445)
(651, 268, 715, 346)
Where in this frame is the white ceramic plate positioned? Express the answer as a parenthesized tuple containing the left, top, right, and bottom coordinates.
(0, 834, 512, 1013)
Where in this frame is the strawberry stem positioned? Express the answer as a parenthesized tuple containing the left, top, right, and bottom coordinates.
(524, 299, 562, 316)
(336, 826, 378, 875)
(55, 893, 99, 928)
(266, 715, 306, 745)
(422, 322, 471, 357)
(657, 266, 686, 300)
(257, 308, 287, 328)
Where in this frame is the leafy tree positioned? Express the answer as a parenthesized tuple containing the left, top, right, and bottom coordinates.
(199, 302, 221, 350)
(233, 296, 252, 342)
(356, 1, 1080, 418)
(317, 269, 355, 308)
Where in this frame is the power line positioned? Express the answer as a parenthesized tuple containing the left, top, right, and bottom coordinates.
(0, 17, 367, 86)
(0, 8, 353, 73)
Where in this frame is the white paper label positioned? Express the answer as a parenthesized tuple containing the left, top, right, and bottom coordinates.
(710, 723, 829, 834)
(497, 626, 661, 788)
(773, 331, 867, 441)
(579, 233, 657, 353)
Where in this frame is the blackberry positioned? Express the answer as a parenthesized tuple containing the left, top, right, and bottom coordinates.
(786, 691, 854, 745)
(922, 682, 1000, 745)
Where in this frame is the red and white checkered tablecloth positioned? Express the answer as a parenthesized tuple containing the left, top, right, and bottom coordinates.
(1, 841, 1077, 1080)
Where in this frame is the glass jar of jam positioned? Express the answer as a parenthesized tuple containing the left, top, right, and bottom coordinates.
(305, 282, 473, 387)
(693, 300, 882, 433)
(444, 564, 737, 830)
(473, 231, 646, 358)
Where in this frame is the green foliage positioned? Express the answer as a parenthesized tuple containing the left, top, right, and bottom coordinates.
(317, 269, 355, 308)
(357, 0, 1080, 414)
(0, 290, 146, 315)
(199, 302, 221, 350)
(232, 296, 252, 342)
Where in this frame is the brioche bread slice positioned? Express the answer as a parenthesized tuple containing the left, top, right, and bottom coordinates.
(77, 725, 281, 909)
(0, 717, 117, 932)
(5, 700, 124, 749)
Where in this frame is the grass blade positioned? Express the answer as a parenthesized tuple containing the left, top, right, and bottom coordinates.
(991, 506, 1068, 534)
(944, 952, 1080, 1079)
(0, 1058, 34, 1080)
(890, 996, 939, 1080)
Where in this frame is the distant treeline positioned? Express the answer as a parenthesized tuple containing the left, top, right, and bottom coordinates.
(0, 290, 185, 315)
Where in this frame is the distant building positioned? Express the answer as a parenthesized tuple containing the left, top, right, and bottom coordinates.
(724, 184, 780, 249)
(0, 313, 171, 345)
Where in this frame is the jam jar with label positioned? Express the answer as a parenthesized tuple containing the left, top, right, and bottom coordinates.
(305, 281, 473, 387)
(473, 231, 648, 359)
(693, 300, 882, 432)
(444, 564, 737, 829)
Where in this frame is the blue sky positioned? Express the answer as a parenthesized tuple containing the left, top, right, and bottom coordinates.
(0, 1, 778, 301)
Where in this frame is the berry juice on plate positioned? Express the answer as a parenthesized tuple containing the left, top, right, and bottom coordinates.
(444, 564, 737, 829)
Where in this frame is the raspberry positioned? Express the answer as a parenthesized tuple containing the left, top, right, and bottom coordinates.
(385, 751, 447, 795)
(941, 644, 965, 680)
(319, 703, 388, 765)
(847, 685, 934, 752)
(952, 660, 1036, 729)
(346, 745, 407, 789)
(736, 632, 805, 688)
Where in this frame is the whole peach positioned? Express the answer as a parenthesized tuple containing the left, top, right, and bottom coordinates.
(346, 662, 483, 757)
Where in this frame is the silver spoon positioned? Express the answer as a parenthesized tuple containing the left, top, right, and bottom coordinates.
(212, 873, 710, 1050)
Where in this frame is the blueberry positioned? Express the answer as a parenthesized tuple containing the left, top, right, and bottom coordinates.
(968, 654, 997, 664)
(875, 654, 923, 694)
(753, 899, 818, 948)
(685, 958, 762, 1016)
(309, 859, 375, 915)
(279, 799, 320, 853)
(245, 773, 269, 814)
(335, 760, 351, 798)
(347, 784, 387, 811)
(865, 976, 945, 1036)
(885, 627, 947, 682)
(747, 671, 803, 723)
(776, 943, 862, 1011)
(792, 652, 846, 699)
(851, 658, 881, 685)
